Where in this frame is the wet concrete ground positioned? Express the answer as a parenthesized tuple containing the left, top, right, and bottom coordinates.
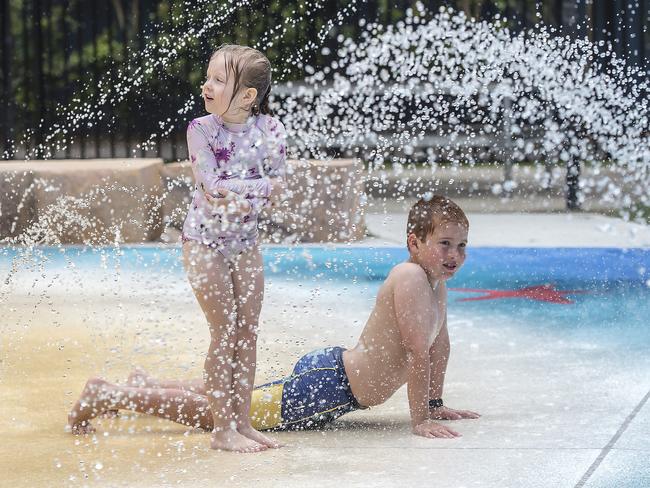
(2, 210, 649, 487)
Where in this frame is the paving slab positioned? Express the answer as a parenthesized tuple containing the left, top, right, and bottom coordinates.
(611, 394, 650, 452)
(583, 451, 650, 488)
(2, 259, 649, 487)
(2, 196, 649, 487)
(580, 392, 650, 488)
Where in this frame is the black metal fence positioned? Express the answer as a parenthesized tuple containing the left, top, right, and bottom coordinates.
(1, 0, 648, 161)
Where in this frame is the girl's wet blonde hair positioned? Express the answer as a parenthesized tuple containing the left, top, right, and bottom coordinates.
(211, 44, 273, 116)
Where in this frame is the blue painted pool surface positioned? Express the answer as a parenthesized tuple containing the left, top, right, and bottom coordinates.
(2, 245, 649, 283)
(2, 245, 649, 344)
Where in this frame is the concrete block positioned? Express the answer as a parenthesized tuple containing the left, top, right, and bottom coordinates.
(0, 165, 36, 239)
(0, 159, 164, 244)
(159, 162, 193, 230)
(168, 158, 367, 243)
(261, 158, 367, 243)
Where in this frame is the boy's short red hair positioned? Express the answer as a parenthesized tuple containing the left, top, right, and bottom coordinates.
(407, 194, 469, 244)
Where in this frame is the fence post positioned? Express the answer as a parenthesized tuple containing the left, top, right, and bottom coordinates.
(76, 0, 85, 158)
(61, 0, 71, 158)
(502, 96, 514, 192)
(34, 0, 44, 157)
(625, 0, 644, 75)
(566, 155, 581, 210)
(1, 0, 15, 158)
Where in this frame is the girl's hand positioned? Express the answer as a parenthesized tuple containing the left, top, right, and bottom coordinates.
(268, 177, 287, 207)
(205, 189, 251, 216)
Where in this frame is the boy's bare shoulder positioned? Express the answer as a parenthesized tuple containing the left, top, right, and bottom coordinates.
(387, 262, 429, 289)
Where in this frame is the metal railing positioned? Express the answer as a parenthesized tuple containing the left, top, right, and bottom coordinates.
(1, 0, 647, 163)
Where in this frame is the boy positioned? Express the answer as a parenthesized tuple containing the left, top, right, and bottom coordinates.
(68, 195, 479, 442)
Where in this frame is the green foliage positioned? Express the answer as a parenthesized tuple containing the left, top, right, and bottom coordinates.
(630, 204, 650, 224)
(2, 0, 560, 154)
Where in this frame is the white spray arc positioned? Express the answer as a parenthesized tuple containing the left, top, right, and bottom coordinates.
(277, 5, 648, 219)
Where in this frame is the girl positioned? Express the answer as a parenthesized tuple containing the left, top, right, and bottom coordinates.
(180, 44, 286, 452)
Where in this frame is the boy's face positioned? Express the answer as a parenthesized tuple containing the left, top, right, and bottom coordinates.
(409, 221, 468, 280)
(201, 54, 238, 117)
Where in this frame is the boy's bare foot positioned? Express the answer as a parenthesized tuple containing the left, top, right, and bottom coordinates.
(68, 377, 110, 435)
(210, 429, 268, 452)
(238, 425, 282, 449)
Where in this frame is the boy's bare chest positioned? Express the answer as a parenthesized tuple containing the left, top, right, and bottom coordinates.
(369, 283, 446, 347)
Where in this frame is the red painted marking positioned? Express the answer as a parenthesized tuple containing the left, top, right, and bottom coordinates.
(450, 284, 588, 304)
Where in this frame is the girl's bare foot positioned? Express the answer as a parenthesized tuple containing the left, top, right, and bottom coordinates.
(68, 418, 96, 435)
(100, 409, 119, 419)
(67, 378, 110, 435)
(210, 429, 268, 452)
(238, 425, 282, 449)
(127, 367, 150, 387)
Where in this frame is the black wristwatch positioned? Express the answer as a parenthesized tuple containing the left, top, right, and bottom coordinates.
(428, 398, 444, 409)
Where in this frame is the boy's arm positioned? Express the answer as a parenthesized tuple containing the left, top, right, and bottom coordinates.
(428, 286, 481, 422)
(428, 315, 450, 402)
(393, 267, 434, 428)
(393, 267, 460, 438)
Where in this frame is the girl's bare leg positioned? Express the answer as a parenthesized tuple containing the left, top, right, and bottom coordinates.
(230, 246, 280, 448)
(183, 241, 265, 452)
(67, 378, 213, 434)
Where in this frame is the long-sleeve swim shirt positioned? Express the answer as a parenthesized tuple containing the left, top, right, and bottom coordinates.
(181, 113, 287, 248)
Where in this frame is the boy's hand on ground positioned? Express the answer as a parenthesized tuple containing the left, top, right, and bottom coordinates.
(413, 420, 461, 439)
(430, 406, 481, 420)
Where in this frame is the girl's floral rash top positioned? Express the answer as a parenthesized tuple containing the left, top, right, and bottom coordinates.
(182, 113, 287, 245)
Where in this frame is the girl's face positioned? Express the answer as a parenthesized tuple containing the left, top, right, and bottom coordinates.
(201, 54, 236, 117)
(201, 54, 256, 120)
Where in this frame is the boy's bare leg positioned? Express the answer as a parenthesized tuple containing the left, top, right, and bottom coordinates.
(230, 247, 281, 448)
(183, 241, 266, 452)
(67, 378, 213, 434)
(123, 370, 282, 443)
(104, 368, 206, 419)
(104, 369, 206, 418)
(126, 368, 207, 395)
